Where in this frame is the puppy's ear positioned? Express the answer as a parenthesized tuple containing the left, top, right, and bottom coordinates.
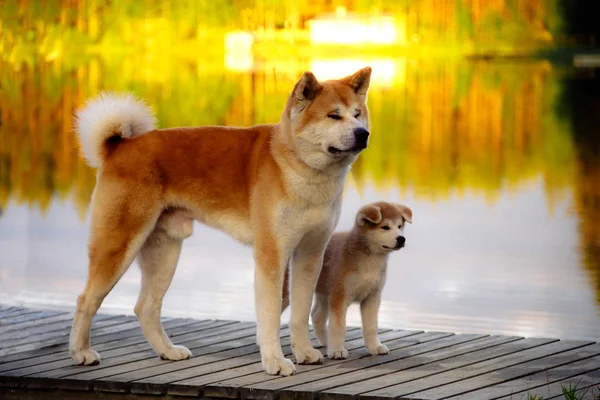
(356, 204, 382, 226)
(343, 67, 371, 96)
(394, 204, 413, 224)
(290, 72, 322, 118)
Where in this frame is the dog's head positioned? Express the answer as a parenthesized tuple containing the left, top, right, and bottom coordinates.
(282, 67, 372, 170)
(355, 201, 413, 254)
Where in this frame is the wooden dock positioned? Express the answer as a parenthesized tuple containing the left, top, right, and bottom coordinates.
(0, 305, 598, 400)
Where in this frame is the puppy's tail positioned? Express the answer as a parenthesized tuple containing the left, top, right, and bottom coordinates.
(74, 92, 156, 168)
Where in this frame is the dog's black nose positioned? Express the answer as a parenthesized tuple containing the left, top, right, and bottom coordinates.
(396, 236, 406, 246)
(354, 127, 370, 143)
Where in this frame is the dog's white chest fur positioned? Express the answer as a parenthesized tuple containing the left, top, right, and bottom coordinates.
(345, 256, 388, 304)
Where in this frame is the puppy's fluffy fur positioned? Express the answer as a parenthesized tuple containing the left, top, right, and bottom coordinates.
(310, 201, 412, 358)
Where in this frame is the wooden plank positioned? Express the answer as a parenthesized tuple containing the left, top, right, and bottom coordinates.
(446, 350, 600, 400)
(129, 326, 301, 395)
(1, 310, 64, 323)
(23, 321, 244, 381)
(0, 315, 132, 357)
(251, 333, 483, 400)
(0, 316, 198, 364)
(162, 328, 412, 397)
(28, 321, 258, 393)
(155, 328, 399, 394)
(0, 309, 42, 321)
(0, 313, 120, 345)
(169, 330, 424, 398)
(359, 337, 557, 399)
(0, 319, 217, 375)
(0, 310, 69, 331)
(204, 331, 458, 400)
(401, 341, 597, 400)
(0, 313, 117, 343)
(0, 320, 237, 391)
(88, 324, 271, 392)
(0, 312, 75, 335)
(0, 314, 129, 352)
(317, 334, 523, 399)
(0, 386, 167, 400)
(0, 305, 22, 312)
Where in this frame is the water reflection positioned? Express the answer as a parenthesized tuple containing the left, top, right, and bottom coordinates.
(0, 55, 599, 341)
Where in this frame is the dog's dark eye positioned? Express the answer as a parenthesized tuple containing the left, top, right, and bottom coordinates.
(381, 226, 390, 230)
(328, 114, 342, 120)
(398, 225, 403, 229)
(354, 111, 361, 118)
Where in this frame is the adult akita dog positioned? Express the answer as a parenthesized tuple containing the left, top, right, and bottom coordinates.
(70, 67, 372, 376)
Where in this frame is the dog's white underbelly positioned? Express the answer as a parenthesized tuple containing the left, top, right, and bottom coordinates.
(193, 211, 255, 246)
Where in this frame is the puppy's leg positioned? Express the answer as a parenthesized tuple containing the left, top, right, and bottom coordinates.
(311, 293, 329, 347)
(289, 232, 329, 365)
(327, 291, 348, 359)
(254, 234, 295, 376)
(70, 192, 158, 366)
(360, 291, 388, 355)
(135, 228, 190, 361)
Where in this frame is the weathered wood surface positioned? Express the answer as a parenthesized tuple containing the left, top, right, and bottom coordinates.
(0, 305, 598, 399)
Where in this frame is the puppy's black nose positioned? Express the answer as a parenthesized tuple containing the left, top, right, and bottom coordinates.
(396, 236, 406, 247)
(354, 127, 370, 143)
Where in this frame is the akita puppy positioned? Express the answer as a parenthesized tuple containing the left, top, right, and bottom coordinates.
(303, 201, 412, 358)
(70, 67, 372, 376)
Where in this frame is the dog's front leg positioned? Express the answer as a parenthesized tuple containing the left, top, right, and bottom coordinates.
(361, 291, 389, 355)
(254, 232, 296, 376)
(289, 231, 329, 365)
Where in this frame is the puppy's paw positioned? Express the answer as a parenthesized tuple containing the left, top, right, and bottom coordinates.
(293, 346, 324, 365)
(159, 345, 192, 361)
(262, 355, 296, 376)
(327, 347, 349, 359)
(71, 348, 101, 366)
(368, 343, 389, 355)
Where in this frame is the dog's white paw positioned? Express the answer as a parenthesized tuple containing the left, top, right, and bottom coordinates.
(368, 343, 389, 355)
(71, 348, 101, 366)
(262, 355, 296, 376)
(159, 345, 192, 361)
(327, 347, 349, 359)
(293, 346, 324, 365)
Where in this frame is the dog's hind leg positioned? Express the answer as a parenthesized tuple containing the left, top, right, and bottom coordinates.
(134, 227, 191, 361)
(70, 188, 160, 366)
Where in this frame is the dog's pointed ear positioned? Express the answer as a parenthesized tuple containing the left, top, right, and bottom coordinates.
(356, 204, 382, 226)
(291, 72, 322, 117)
(394, 204, 413, 224)
(343, 67, 371, 95)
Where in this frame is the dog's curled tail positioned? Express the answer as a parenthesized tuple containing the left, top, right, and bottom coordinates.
(75, 92, 156, 168)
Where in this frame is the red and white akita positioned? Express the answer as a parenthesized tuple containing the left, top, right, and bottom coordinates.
(69, 67, 372, 376)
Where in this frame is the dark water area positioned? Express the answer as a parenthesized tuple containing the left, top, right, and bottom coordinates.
(0, 55, 599, 340)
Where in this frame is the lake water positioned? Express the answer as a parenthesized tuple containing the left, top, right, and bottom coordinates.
(0, 55, 599, 341)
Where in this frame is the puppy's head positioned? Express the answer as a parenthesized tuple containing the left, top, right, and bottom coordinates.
(355, 201, 413, 254)
(282, 67, 372, 170)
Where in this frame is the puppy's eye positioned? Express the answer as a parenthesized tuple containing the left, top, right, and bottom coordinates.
(328, 114, 342, 120)
(381, 226, 390, 230)
(398, 225, 403, 229)
(354, 111, 361, 118)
